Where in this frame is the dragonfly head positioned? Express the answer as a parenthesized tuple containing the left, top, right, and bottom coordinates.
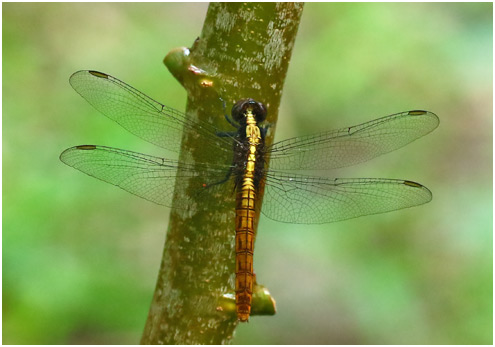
(232, 99, 267, 124)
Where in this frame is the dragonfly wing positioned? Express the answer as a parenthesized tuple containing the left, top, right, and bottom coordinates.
(69, 70, 234, 158)
(267, 110, 439, 170)
(261, 172, 432, 224)
(60, 145, 233, 210)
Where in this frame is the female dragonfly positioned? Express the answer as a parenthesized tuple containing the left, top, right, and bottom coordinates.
(60, 70, 439, 321)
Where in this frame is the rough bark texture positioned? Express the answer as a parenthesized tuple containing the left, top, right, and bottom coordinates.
(141, 3, 304, 344)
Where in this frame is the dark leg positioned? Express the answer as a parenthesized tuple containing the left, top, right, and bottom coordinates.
(219, 96, 240, 129)
(202, 166, 234, 190)
(216, 131, 238, 138)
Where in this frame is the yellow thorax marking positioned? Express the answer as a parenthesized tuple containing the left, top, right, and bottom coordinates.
(242, 109, 261, 182)
(245, 109, 261, 146)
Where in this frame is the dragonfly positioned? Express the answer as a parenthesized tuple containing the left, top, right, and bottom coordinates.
(60, 70, 439, 321)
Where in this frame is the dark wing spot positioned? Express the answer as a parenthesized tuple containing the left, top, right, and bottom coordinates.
(88, 71, 109, 79)
(403, 180, 423, 188)
(76, 145, 97, 150)
(408, 110, 427, 116)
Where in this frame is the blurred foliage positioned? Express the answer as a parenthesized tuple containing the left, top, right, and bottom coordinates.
(2, 2, 492, 344)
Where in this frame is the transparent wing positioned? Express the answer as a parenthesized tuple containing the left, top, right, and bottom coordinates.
(59, 145, 234, 210)
(267, 110, 439, 170)
(261, 172, 432, 224)
(69, 70, 234, 159)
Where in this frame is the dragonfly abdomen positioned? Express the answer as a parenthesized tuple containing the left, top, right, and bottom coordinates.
(235, 191, 256, 322)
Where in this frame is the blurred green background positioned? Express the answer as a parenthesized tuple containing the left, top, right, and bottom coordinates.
(3, 2, 492, 344)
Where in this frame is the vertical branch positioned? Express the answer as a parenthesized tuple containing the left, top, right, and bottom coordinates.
(141, 3, 303, 344)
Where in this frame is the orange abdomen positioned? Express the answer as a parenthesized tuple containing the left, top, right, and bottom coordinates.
(235, 186, 256, 321)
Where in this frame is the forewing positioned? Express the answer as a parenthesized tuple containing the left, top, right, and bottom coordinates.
(60, 145, 233, 210)
(268, 110, 439, 170)
(262, 172, 432, 224)
(69, 70, 233, 158)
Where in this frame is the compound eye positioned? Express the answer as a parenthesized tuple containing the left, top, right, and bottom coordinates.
(231, 99, 250, 122)
(251, 101, 267, 122)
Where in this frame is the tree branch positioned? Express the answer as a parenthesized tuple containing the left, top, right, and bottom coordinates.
(141, 3, 303, 344)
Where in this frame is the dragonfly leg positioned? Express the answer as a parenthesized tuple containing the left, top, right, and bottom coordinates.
(224, 113, 239, 129)
(219, 96, 240, 129)
(216, 131, 238, 138)
(202, 166, 234, 190)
